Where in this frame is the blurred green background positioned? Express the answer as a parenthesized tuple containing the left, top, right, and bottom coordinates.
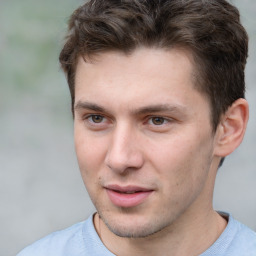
(0, 0, 255, 255)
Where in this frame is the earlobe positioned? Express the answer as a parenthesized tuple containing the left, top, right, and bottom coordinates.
(214, 98, 249, 157)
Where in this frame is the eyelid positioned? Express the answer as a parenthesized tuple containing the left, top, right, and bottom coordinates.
(146, 115, 173, 124)
(83, 112, 118, 132)
(83, 114, 108, 125)
(86, 114, 105, 123)
(81, 113, 174, 130)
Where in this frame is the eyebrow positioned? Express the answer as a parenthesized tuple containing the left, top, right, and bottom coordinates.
(133, 104, 186, 115)
(74, 101, 106, 112)
(74, 101, 187, 116)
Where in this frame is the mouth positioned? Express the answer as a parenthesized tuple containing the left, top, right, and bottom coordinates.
(104, 185, 154, 208)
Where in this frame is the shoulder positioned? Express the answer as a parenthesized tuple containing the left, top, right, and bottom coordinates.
(17, 214, 115, 256)
(229, 218, 256, 254)
(16, 220, 86, 256)
(202, 212, 256, 256)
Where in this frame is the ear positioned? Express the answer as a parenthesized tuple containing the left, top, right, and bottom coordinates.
(214, 98, 249, 157)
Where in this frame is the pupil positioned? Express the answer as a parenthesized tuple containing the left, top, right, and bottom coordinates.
(92, 115, 103, 123)
(152, 117, 164, 125)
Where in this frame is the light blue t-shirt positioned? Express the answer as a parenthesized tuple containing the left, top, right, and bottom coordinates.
(17, 213, 256, 256)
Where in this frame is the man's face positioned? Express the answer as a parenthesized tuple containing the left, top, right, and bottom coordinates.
(74, 48, 219, 238)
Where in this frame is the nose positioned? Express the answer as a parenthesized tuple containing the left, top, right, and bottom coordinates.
(104, 124, 144, 174)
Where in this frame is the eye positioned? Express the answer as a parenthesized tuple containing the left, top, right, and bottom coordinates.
(149, 116, 168, 125)
(83, 114, 111, 131)
(88, 115, 105, 123)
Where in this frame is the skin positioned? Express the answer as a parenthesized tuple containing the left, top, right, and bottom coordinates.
(73, 47, 248, 256)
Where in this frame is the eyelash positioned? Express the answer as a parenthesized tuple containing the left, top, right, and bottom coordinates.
(84, 114, 107, 125)
(84, 114, 171, 127)
(87, 115, 106, 123)
(147, 116, 170, 126)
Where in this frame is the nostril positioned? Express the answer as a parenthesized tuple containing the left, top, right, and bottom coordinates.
(105, 155, 144, 174)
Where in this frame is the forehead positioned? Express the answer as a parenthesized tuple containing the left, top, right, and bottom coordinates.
(77, 47, 196, 73)
(74, 47, 209, 114)
(75, 47, 196, 88)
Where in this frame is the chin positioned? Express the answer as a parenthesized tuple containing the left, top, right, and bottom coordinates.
(99, 209, 170, 238)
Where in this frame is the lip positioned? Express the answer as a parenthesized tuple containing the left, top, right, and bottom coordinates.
(105, 184, 154, 208)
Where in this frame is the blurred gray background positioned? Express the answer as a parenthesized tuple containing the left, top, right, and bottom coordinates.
(0, 0, 255, 255)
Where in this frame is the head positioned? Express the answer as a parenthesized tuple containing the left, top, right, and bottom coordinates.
(59, 0, 249, 242)
(60, 0, 248, 132)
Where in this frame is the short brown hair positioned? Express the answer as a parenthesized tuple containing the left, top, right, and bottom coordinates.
(59, 0, 248, 131)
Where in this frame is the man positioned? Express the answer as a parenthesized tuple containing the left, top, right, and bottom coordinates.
(18, 0, 256, 255)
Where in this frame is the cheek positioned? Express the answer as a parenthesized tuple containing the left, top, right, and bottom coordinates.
(74, 128, 107, 181)
(148, 131, 213, 186)
(146, 135, 194, 171)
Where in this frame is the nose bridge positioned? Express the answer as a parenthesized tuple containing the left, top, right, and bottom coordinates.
(105, 122, 143, 173)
